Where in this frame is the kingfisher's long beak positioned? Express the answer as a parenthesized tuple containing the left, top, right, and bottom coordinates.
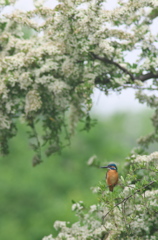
(100, 166, 108, 168)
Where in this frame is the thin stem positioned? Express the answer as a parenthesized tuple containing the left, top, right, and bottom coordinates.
(103, 181, 155, 220)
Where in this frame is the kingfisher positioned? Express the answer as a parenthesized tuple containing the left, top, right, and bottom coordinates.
(101, 163, 118, 192)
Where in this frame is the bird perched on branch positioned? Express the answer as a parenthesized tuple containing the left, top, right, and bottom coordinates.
(101, 163, 118, 192)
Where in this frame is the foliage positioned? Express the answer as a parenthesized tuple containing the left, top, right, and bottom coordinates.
(0, 112, 144, 240)
(43, 152, 158, 240)
(0, 0, 158, 164)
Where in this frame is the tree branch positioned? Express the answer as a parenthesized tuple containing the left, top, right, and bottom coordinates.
(118, 84, 158, 91)
(135, 72, 158, 81)
(91, 53, 135, 81)
(91, 53, 158, 86)
(103, 181, 156, 220)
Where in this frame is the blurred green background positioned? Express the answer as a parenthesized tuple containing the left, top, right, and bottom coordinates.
(0, 110, 155, 240)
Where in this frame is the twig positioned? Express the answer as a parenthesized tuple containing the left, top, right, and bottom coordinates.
(103, 181, 156, 220)
(122, 84, 158, 91)
(91, 53, 134, 81)
(27, 116, 42, 166)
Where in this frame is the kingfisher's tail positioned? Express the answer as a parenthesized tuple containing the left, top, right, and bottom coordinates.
(109, 186, 113, 192)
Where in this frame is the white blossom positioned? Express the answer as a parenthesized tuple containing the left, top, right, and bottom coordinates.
(99, 39, 114, 55)
(0, 80, 7, 95)
(90, 204, 97, 212)
(42, 235, 55, 240)
(123, 184, 135, 197)
(48, 81, 70, 95)
(87, 155, 97, 166)
(0, 113, 11, 129)
(90, 186, 101, 194)
(71, 201, 84, 211)
(53, 221, 67, 231)
(133, 152, 158, 163)
(150, 0, 158, 6)
(19, 72, 32, 89)
(144, 189, 158, 197)
(25, 90, 42, 114)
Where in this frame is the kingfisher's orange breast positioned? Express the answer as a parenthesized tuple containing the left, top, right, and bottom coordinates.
(106, 169, 118, 186)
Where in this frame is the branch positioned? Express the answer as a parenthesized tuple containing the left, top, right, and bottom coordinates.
(91, 53, 135, 81)
(135, 72, 158, 81)
(119, 84, 158, 91)
(27, 116, 42, 166)
(103, 181, 156, 220)
(91, 53, 158, 86)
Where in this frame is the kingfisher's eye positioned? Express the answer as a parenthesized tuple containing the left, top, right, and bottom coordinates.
(110, 166, 116, 169)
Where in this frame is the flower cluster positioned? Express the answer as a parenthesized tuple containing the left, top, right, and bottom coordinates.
(133, 151, 158, 163)
(25, 90, 42, 115)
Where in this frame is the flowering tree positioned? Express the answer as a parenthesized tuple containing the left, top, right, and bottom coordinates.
(0, 0, 158, 164)
(0, 0, 158, 239)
